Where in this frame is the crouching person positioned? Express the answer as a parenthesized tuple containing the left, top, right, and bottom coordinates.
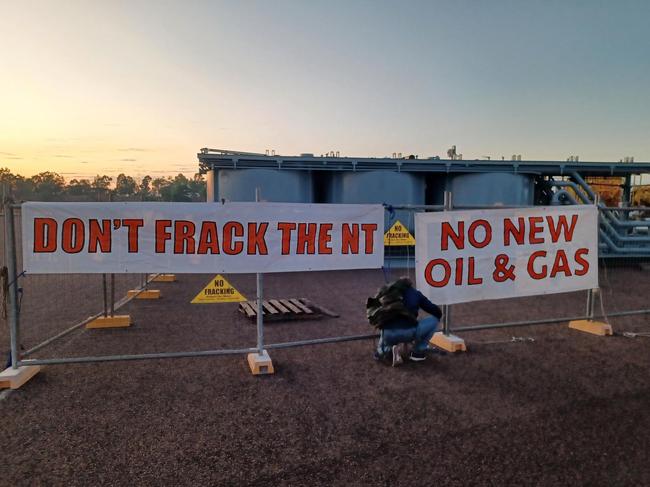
(367, 277, 444, 366)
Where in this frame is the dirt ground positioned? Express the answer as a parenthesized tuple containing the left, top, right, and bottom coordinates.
(2, 265, 650, 486)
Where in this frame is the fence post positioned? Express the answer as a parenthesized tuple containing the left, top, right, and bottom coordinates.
(247, 187, 274, 375)
(586, 288, 594, 320)
(102, 274, 108, 317)
(3, 194, 19, 369)
(110, 273, 115, 317)
(569, 198, 612, 337)
(126, 268, 160, 300)
(428, 190, 467, 353)
(256, 273, 264, 355)
(255, 188, 264, 356)
(442, 190, 452, 336)
(1, 195, 40, 389)
(86, 270, 132, 329)
(568, 287, 612, 336)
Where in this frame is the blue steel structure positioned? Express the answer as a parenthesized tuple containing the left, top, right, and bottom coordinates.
(215, 168, 313, 203)
(198, 149, 650, 258)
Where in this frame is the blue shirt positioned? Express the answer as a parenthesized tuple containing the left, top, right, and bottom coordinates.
(384, 286, 442, 329)
(403, 286, 442, 319)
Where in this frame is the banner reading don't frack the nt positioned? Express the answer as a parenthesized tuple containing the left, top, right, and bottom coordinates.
(22, 202, 384, 274)
(415, 206, 599, 305)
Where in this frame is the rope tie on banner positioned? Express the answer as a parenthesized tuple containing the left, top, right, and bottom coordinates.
(4, 270, 25, 314)
(6, 270, 26, 290)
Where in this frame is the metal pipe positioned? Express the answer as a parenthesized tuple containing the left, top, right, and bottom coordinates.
(255, 187, 264, 356)
(20, 307, 650, 366)
(550, 181, 591, 204)
(110, 273, 115, 317)
(453, 308, 650, 332)
(552, 189, 579, 206)
(23, 306, 650, 366)
(256, 274, 263, 355)
(23, 288, 142, 357)
(453, 204, 535, 209)
(20, 347, 260, 366)
(586, 289, 594, 320)
(602, 206, 650, 211)
(599, 230, 650, 254)
(21, 334, 381, 366)
(601, 208, 649, 228)
(570, 172, 597, 201)
(24, 311, 106, 357)
(384, 204, 444, 210)
(567, 172, 644, 229)
(443, 306, 451, 336)
(599, 216, 650, 243)
(551, 190, 650, 252)
(266, 333, 379, 350)
(442, 190, 453, 336)
(19, 332, 384, 366)
(590, 289, 598, 319)
(4, 198, 19, 369)
(102, 274, 108, 317)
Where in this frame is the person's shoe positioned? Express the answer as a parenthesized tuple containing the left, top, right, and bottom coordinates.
(409, 351, 427, 362)
(391, 344, 404, 367)
(426, 345, 447, 356)
(410, 346, 447, 362)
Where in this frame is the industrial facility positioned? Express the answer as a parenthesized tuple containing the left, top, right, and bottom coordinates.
(198, 148, 650, 258)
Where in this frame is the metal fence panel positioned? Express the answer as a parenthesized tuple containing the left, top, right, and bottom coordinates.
(3, 202, 650, 369)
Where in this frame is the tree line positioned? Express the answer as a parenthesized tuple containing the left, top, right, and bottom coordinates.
(0, 168, 206, 202)
(2, 166, 648, 207)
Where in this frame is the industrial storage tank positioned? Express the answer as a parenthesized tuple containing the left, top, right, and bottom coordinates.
(449, 173, 534, 207)
(325, 171, 425, 231)
(210, 169, 313, 203)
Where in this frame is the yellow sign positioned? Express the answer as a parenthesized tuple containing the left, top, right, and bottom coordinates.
(191, 274, 247, 304)
(384, 220, 416, 246)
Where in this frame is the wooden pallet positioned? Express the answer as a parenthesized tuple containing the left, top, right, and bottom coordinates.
(239, 297, 338, 322)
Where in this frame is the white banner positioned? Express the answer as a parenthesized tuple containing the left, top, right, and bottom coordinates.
(415, 206, 599, 305)
(22, 202, 384, 274)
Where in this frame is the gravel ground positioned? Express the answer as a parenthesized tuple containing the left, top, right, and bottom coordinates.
(2, 265, 650, 486)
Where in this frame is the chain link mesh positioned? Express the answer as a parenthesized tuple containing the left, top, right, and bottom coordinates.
(1, 204, 649, 365)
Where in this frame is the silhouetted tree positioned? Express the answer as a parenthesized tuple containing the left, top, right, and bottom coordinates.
(115, 173, 138, 199)
(92, 175, 113, 201)
(29, 172, 65, 201)
(189, 173, 207, 201)
(0, 168, 31, 200)
(151, 177, 171, 200)
(139, 175, 152, 200)
(67, 179, 93, 200)
(0, 169, 206, 202)
(167, 174, 192, 202)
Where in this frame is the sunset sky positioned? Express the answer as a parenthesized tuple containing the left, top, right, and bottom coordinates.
(2, 0, 650, 180)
